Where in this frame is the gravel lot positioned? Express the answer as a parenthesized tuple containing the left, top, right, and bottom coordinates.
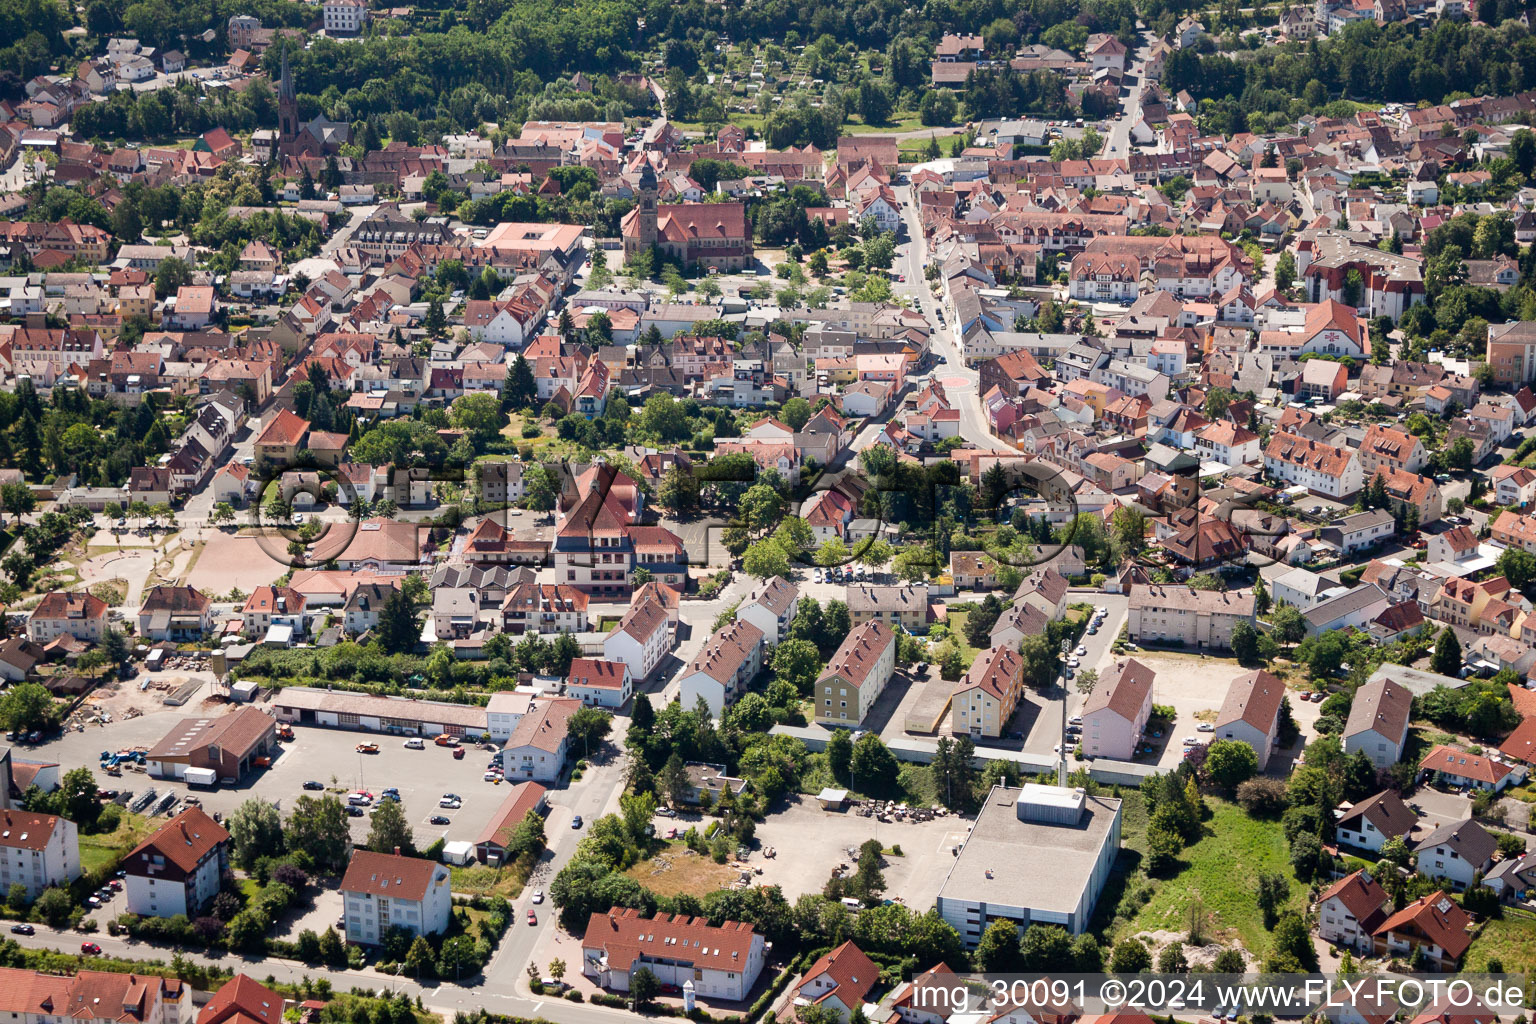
(657, 794, 972, 906)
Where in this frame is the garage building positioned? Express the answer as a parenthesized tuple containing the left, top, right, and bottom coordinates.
(272, 686, 489, 737)
(146, 707, 277, 782)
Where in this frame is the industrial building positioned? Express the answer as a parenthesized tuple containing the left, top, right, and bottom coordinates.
(935, 783, 1122, 942)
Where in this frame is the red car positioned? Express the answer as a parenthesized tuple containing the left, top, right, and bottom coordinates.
(80, 943, 101, 956)
(527, 910, 537, 926)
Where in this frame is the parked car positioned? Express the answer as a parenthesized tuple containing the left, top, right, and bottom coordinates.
(1197, 722, 1214, 732)
(403, 738, 425, 749)
(440, 796, 462, 809)
(452, 747, 465, 759)
(356, 743, 379, 754)
(429, 815, 451, 825)
(345, 805, 365, 817)
(303, 780, 324, 790)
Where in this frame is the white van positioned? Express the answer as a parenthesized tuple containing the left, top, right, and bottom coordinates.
(403, 737, 425, 749)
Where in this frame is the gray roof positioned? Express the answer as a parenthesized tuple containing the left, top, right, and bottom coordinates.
(1304, 583, 1389, 628)
(936, 785, 1121, 916)
(1414, 817, 1497, 866)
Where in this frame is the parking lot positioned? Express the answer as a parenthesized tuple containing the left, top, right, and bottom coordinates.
(37, 708, 538, 853)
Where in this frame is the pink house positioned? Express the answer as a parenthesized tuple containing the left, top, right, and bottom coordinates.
(983, 385, 1019, 433)
(1080, 657, 1156, 760)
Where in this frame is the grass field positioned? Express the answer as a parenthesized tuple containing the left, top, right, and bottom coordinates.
(1120, 798, 1305, 956)
(625, 846, 743, 898)
(1463, 913, 1536, 970)
(450, 862, 531, 899)
(939, 610, 981, 664)
(79, 812, 155, 878)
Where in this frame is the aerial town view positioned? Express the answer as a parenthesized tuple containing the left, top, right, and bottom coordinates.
(0, 0, 1535, 1022)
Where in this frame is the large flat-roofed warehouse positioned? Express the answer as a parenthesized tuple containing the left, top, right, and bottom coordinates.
(147, 706, 278, 782)
(936, 783, 1122, 942)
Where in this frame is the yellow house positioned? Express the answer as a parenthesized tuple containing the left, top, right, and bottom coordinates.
(951, 646, 1026, 739)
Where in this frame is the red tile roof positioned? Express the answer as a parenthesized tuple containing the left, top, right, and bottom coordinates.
(339, 850, 444, 902)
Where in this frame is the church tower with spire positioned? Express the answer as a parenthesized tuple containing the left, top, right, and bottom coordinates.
(277, 45, 300, 148)
(636, 160, 658, 248)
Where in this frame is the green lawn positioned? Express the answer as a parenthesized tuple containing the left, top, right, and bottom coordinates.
(79, 812, 154, 879)
(941, 610, 981, 664)
(1122, 799, 1306, 956)
(1463, 914, 1536, 970)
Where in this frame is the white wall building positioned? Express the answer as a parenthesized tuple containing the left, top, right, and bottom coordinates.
(340, 850, 452, 944)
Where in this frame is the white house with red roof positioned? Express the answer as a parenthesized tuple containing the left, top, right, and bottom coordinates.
(1316, 868, 1390, 952)
(1418, 744, 1522, 792)
(0, 809, 78, 900)
(124, 807, 229, 918)
(780, 941, 878, 1023)
(603, 595, 672, 681)
(582, 907, 766, 1000)
(565, 658, 632, 708)
(340, 850, 451, 944)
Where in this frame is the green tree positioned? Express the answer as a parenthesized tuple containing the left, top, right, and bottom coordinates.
(286, 795, 352, 874)
(772, 639, 821, 695)
(849, 733, 898, 794)
(630, 966, 660, 1007)
(502, 355, 537, 411)
(375, 588, 420, 655)
(1109, 940, 1152, 973)
(58, 767, 100, 829)
(1431, 627, 1463, 676)
(1205, 739, 1258, 790)
(0, 683, 53, 733)
(366, 797, 417, 856)
(566, 706, 613, 757)
(827, 729, 853, 784)
(34, 888, 73, 927)
(1269, 603, 1307, 644)
(227, 798, 285, 866)
(743, 540, 792, 579)
(975, 918, 1025, 972)
(1230, 620, 1260, 665)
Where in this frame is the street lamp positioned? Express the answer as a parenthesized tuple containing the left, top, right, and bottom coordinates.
(1058, 639, 1072, 787)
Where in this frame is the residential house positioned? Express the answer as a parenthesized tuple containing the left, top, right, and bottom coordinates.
(1213, 669, 1285, 769)
(581, 907, 765, 1001)
(339, 850, 452, 944)
(678, 620, 765, 719)
(1336, 790, 1416, 854)
(565, 659, 632, 709)
(1080, 658, 1155, 761)
(123, 807, 230, 918)
(1413, 818, 1497, 891)
(1316, 869, 1390, 953)
(1127, 585, 1256, 650)
(0, 809, 78, 900)
(1343, 677, 1413, 769)
(736, 578, 800, 647)
(951, 646, 1027, 740)
(814, 620, 896, 726)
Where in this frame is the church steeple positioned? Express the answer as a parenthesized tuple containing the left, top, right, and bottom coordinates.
(277, 44, 299, 143)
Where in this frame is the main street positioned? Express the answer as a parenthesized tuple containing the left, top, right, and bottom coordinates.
(892, 186, 998, 450)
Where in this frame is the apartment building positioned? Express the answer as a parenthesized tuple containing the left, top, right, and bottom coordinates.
(814, 621, 896, 726)
(340, 850, 452, 944)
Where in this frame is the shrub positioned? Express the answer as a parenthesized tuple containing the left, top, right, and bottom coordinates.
(565, 991, 584, 1002)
